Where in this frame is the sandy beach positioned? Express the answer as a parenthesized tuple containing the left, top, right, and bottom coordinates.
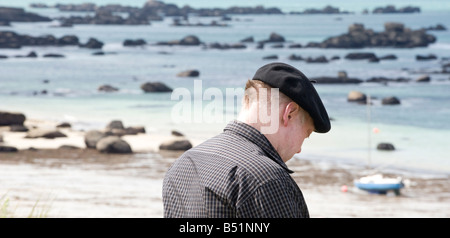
(1, 119, 449, 218)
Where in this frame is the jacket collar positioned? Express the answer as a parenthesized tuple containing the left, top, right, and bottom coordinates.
(224, 120, 294, 174)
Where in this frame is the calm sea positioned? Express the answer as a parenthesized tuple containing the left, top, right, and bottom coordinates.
(1, 0, 449, 174)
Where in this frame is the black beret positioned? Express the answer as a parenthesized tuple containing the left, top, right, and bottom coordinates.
(252, 62, 331, 133)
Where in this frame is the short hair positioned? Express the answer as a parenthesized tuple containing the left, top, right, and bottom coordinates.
(242, 80, 306, 124)
(242, 80, 292, 107)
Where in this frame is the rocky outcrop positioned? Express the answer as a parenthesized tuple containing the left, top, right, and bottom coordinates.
(344, 52, 377, 60)
(416, 54, 437, 61)
(79, 38, 104, 49)
(84, 130, 107, 148)
(313, 77, 362, 84)
(207, 42, 246, 50)
(98, 84, 119, 92)
(141, 82, 173, 93)
(259, 33, 285, 44)
(43, 53, 65, 58)
(377, 143, 396, 151)
(159, 139, 192, 151)
(0, 31, 103, 49)
(263, 55, 278, 60)
(156, 35, 201, 46)
(307, 22, 436, 48)
(0, 7, 51, 22)
(59, 10, 150, 26)
(347, 91, 367, 103)
(9, 125, 29, 132)
(382, 96, 401, 105)
(290, 5, 352, 14)
(123, 39, 147, 46)
(415, 75, 430, 82)
(96, 136, 132, 154)
(0, 111, 26, 126)
(25, 129, 67, 139)
(0, 145, 18, 152)
(372, 5, 420, 14)
(143, 1, 282, 17)
(102, 120, 145, 136)
(177, 70, 200, 77)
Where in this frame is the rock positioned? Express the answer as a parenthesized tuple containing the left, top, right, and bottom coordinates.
(425, 24, 447, 31)
(159, 139, 192, 151)
(288, 44, 302, 48)
(171, 130, 184, 137)
(379, 54, 397, 60)
(56, 122, 71, 128)
(372, 5, 420, 14)
(0, 31, 84, 49)
(96, 136, 132, 154)
(0, 145, 18, 152)
(123, 39, 147, 46)
(338, 71, 348, 79)
(25, 129, 67, 139)
(106, 120, 124, 130)
(381, 96, 401, 105)
(79, 38, 104, 49)
(207, 42, 246, 50)
(57, 35, 79, 46)
(58, 145, 80, 150)
(384, 22, 405, 32)
(347, 91, 367, 103)
(366, 77, 410, 83)
(179, 35, 201, 46)
(290, 5, 351, 14)
(263, 55, 278, 60)
(0, 6, 52, 22)
(416, 75, 430, 82)
(9, 124, 29, 132)
(140, 82, 173, 93)
(26, 51, 38, 58)
(240, 36, 254, 43)
(98, 84, 119, 92)
(288, 54, 304, 61)
(177, 70, 200, 77)
(0, 20, 10, 26)
(416, 54, 437, 61)
(84, 130, 107, 148)
(377, 143, 396, 151)
(43, 53, 65, 58)
(309, 23, 435, 48)
(260, 32, 285, 43)
(156, 35, 201, 46)
(92, 51, 105, 56)
(306, 56, 328, 63)
(125, 126, 146, 135)
(270, 43, 284, 48)
(0, 111, 26, 126)
(344, 52, 377, 60)
(313, 77, 362, 84)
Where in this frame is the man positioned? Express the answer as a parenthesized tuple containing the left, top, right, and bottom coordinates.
(163, 62, 331, 218)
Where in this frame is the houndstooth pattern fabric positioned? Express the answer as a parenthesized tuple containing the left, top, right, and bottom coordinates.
(162, 120, 309, 218)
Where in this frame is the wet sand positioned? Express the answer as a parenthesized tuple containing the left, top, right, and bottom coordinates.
(1, 148, 449, 218)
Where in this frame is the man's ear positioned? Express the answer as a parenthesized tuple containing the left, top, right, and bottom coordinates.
(282, 102, 299, 127)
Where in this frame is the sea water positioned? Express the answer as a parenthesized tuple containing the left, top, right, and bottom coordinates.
(0, 0, 449, 174)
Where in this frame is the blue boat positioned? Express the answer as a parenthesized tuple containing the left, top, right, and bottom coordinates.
(354, 174, 404, 195)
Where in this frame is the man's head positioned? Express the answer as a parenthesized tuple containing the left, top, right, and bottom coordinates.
(238, 63, 330, 162)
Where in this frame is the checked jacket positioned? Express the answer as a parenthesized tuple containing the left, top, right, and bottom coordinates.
(162, 120, 309, 218)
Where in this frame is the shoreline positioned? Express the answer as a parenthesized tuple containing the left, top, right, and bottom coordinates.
(2, 115, 449, 176)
